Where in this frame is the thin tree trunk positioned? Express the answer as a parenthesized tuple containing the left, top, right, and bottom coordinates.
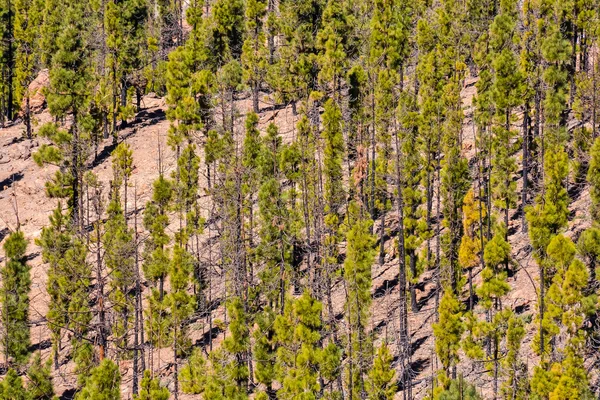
(522, 105, 529, 233)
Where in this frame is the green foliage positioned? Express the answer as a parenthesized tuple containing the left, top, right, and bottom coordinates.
(0, 369, 29, 400)
(27, 353, 55, 400)
(36, 204, 91, 373)
(45, 0, 90, 119)
(433, 290, 464, 372)
(75, 359, 121, 400)
(366, 343, 396, 400)
(223, 297, 250, 394)
(166, 46, 201, 147)
(180, 348, 207, 394)
(212, 0, 245, 60)
(104, 179, 134, 349)
(142, 175, 173, 291)
(167, 245, 195, 353)
(135, 371, 169, 400)
(344, 202, 375, 397)
(478, 227, 511, 309)
(253, 307, 277, 394)
(588, 137, 600, 222)
(274, 292, 340, 399)
(436, 376, 482, 400)
(322, 98, 344, 216)
(1, 230, 31, 366)
(526, 147, 569, 261)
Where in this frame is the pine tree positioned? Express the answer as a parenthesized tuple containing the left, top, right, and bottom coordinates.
(253, 307, 277, 399)
(242, 111, 262, 292)
(212, 0, 245, 60)
(275, 292, 324, 399)
(135, 371, 170, 400)
(436, 376, 482, 400)
(271, 0, 323, 110)
(478, 227, 511, 310)
(366, 343, 396, 400)
(489, 0, 522, 236)
(459, 189, 486, 310)
(143, 175, 173, 298)
(104, 180, 135, 354)
(223, 297, 250, 397)
(167, 245, 195, 397)
(76, 359, 121, 400)
(344, 201, 375, 398)
(105, 0, 148, 136)
(316, 0, 349, 98)
(526, 146, 569, 359)
(36, 205, 91, 371)
(440, 78, 471, 295)
(322, 98, 345, 219)
(0, 369, 28, 400)
(433, 290, 464, 379)
(13, 0, 43, 138)
(588, 137, 600, 222)
(577, 227, 600, 295)
(34, 0, 93, 231)
(26, 353, 55, 400)
(397, 92, 426, 312)
(241, 0, 267, 112)
(0, 0, 15, 124)
(166, 45, 201, 151)
(1, 230, 31, 366)
(257, 122, 290, 309)
(500, 314, 528, 400)
(180, 348, 207, 394)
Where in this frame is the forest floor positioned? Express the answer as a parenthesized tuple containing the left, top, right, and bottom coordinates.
(0, 77, 597, 399)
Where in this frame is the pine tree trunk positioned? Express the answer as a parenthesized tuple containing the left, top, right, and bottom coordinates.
(71, 113, 80, 229)
(395, 126, 411, 398)
(522, 105, 529, 233)
(97, 217, 106, 361)
(539, 266, 545, 359)
(173, 329, 179, 400)
(252, 83, 259, 113)
(25, 94, 31, 139)
(378, 211, 385, 264)
(133, 186, 140, 395)
(267, 0, 275, 64)
(6, 0, 13, 122)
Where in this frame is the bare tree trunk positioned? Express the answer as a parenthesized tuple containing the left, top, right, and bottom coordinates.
(395, 121, 411, 399)
(133, 183, 142, 393)
(522, 105, 529, 233)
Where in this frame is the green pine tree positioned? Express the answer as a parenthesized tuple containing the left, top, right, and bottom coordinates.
(135, 371, 169, 400)
(180, 348, 207, 394)
(12, 0, 43, 138)
(433, 290, 464, 378)
(366, 343, 396, 400)
(344, 201, 375, 398)
(223, 297, 250, 397)
(26, 353, 55, 400)
(1, 230, 31, 366)
(0, 369, 28, 400)
(241, 0, 267, 112)
(76, 359, 121, 400)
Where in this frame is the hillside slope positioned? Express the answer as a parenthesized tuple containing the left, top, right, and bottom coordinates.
(1, 73, 597, 399)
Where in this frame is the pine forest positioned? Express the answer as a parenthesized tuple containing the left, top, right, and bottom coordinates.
(1, 0, 600, 398)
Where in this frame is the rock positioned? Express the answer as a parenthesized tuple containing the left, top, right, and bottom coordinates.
(21, 69, 49, 114)
(8, 143, 32, 160)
